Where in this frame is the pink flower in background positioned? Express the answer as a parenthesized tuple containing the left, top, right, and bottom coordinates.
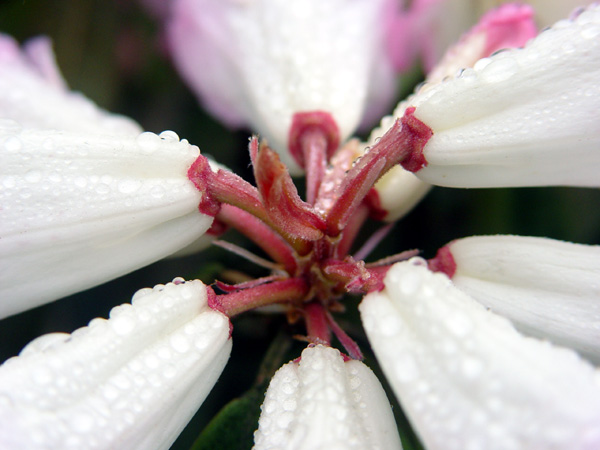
(386, 0, 597, 73)
(166, 0, 398, 173)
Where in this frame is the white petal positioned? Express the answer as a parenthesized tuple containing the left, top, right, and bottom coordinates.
(0, 278, 232, 450)
(442, 235, 600, 361)
(168, 0, 393, 173)
(0, 34, 141, 135)
(366, 4, 535, 221)
(409, 5, 600, 187)
(253, 345, 402, 450)
(360, 258, 600, 450)
(0, 126, 213, 318)
(372, 165, 431, 222)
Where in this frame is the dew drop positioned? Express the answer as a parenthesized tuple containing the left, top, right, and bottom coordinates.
(4, 136, 22, 152)
(111, 315, 136, 336)
(461, 356, 484, 379)
(150, 185, 165, 199)
(195, 335, 209, 350)
(42, 138, 55, 150)
(95, 183, 110, 194)
(3, 176, 16, 188)
(581, 24, 600, 40)
(32, 365, 54, 385)
(163, 364, 177, 379)
(72, 412, 94, 433)
(136, 131, 161, 153)
(73, 176, 87, 188)
(394, 353, 420, 383)
(48, 172, 62, 183)
(159, 130, 179, 142)
(118, 179, 142, 194)
(399, 273, 421, 296)
(170, 333, 190, 353)
(19, 332, 70, 356)
(0, 394, 13, 408)
(144, 354, 160, 369)
(0, 119, 22, 133)
(445, 311, 473, 337)
(480, 58, 519, 83)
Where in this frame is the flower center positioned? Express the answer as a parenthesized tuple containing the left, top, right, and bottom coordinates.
(187, 109, 433, 356)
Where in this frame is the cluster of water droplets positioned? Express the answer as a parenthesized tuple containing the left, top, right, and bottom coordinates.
(1, 126, 202, 235)
(254, 344, 399, 450)
(0, 278, 230, 449)
(361, 258, 600, 450)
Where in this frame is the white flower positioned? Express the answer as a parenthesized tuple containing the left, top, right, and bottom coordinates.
(360, 258, 600, 450)
(0, 34, 214, 318)
(370, 2, 538, 221)
(2, 2, 600, 450)
(0, 278, 232, 450)
(432, 235, 600, 361)
(254, 345, 401, 450)
(400, 7, 600, 188)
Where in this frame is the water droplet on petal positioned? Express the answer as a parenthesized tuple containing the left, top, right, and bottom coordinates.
(170, 333, 190, 353)
(480, 57, 519, 83)
(581, 24, 600, 40)
(136, 131, 161, 153)
(159, 130, 179, 142)
(111, 315, 136, 336)
(95, 183, 110, 194)
(150, 185, 165, 198)
(118, 179, 141, 194)
(4, 136, 22, 152)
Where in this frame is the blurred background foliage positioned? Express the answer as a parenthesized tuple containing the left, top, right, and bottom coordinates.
(1, 1, 600, 449)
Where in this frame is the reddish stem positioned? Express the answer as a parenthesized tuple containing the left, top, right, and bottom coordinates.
(334, 203, 370, 259)
(217, 204, 297, 274)
(214, 275, 284, 293)
(210, 278, 309, 317)
(251, 138, 325, 254)
(304, 301, 332, 345)
(326, 110, 432, 236)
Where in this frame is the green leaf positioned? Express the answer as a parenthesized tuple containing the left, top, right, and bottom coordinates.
(190, 386, 264, 450)
(190, 330, 294, 450)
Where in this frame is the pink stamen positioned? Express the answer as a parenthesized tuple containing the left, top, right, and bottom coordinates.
(353, 222, 396, 262)
(214, 275, 284, 293)
(365, 248, 420, 268)
(212, 240, 283, 272)
(325, 310, 363, 361)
